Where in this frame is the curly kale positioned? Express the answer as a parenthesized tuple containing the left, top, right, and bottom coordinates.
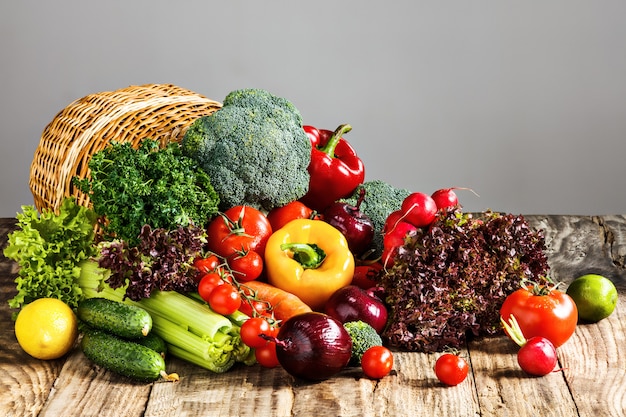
(341, 180, 412, 258)
(379, 208, 550, 353)
(181, 88, 311, 212)
(74, 138, 220, 245)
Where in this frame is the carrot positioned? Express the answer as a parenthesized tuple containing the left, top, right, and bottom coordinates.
(241, 281, 312, 323)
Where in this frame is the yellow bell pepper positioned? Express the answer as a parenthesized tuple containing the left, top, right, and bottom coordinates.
(264, 218, 355, 311)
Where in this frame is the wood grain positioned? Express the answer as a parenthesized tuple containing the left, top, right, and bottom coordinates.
(2, 215, 626, 417)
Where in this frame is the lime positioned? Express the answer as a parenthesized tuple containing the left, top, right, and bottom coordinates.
(14, 298, 78, 360)
(566, 274, 618, 323)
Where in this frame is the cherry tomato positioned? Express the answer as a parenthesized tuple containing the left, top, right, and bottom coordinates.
(400, 192, 438, 227)
(361, 346, 393, 379)
(351, 263, 383, 289)
(266, 201, 314, 231)
(239, 297, 272, 318)
(206, 206, 272, 258)
(255, 341, 280, 368)
(240, 317, 278, 349)
(229, 250, 263, 282)
(434, 353, 469, 386)
(208, 283, 242, 315)
(194, 255, 220, 275)
(198, 272, 225, 303)
(500, 284, 578, 348)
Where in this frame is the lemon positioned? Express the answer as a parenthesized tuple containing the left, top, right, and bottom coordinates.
(14, 298, 78, 360)
(566, 274, 618, 323)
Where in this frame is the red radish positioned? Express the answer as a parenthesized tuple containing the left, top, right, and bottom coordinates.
(517, 336, 558, 376)
(400, 192, 437, 227)
(381, 220, 417, 268)
(431, 188, 459, 210)
(501, 315, 558, 376)
(383, 210, 404, 234)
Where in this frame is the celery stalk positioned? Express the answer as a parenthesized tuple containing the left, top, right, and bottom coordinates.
(150, 314, 235, 373)
(77, 259, 253, 373)
(138, 291, 232, 339)
(167, 344, 235, 374)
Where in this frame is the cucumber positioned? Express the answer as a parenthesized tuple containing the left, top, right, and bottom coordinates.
(77, 298, 152, 339)
(136, 332, 168, 358)
(81, 330, 166, 382)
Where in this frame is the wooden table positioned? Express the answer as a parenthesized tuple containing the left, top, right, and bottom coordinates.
(2, 215, 625, 417)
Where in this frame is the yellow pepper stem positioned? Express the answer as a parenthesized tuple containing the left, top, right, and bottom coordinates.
(280, 243, 326, 269)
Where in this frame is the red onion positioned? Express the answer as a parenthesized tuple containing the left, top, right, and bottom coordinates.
(324, 285, 388, 334)
(273, 312, 352, 381)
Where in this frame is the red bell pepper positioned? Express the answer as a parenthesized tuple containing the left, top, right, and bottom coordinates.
(299, 124, 365, 211)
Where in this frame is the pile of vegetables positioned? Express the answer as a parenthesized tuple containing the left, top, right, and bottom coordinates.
(6, 86, 597, 385)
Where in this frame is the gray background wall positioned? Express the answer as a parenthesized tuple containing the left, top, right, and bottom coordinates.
(1, 1, 625, 217)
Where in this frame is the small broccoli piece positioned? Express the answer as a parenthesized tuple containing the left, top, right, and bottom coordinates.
(343, 320, 383, 365)
(341, 180, 412, 258)
(181, 88, 312, 212)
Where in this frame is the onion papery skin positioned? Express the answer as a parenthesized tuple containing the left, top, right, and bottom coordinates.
(275, 312, 352, 381)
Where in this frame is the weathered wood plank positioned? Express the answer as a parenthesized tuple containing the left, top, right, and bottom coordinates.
(557, 295, 626, 416)
(0, 218, 63, 417)
(36, 349, 153, 417)
(469, 336, 577, 417)
(2, 215, 626, 417)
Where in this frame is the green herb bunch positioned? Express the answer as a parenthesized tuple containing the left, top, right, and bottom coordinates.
(74, 139, 220, 245)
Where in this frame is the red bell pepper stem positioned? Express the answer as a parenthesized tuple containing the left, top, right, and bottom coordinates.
(318, 124, 352, 158)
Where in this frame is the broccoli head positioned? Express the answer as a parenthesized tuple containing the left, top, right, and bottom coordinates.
(341, 179, 412, 259)
(181, 88, 312, 212)
(343, 320, 383, 365)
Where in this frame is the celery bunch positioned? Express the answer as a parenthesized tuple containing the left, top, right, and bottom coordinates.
(78, 260, 254, 373)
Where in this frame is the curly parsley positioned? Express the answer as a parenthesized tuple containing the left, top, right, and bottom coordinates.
(74, 139, 220, 245)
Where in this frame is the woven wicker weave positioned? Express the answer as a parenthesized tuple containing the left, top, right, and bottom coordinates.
(29, 83, 222, 213)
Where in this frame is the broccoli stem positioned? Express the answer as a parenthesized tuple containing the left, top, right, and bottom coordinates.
(280, 243, 326, 269)
(318, 124, 352, 158)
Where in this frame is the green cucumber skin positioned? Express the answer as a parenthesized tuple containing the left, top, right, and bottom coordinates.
(77, 298, 152, 339)
(136, 332, 168, 358)
(81, 330, 165, 382)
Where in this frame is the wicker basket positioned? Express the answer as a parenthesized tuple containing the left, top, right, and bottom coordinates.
(29, 83, 222, 213)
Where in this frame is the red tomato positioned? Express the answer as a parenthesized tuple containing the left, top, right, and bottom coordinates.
(240, 317, 278, 349)
(206, 206, 272, 258)
(400, 192, 438, 227)
(266, 201, 314, 231)
(239, 297, 272, 318)
(198, 272, 225, 303)
(500, 285, 578, 348)
(434, 353, 469, 386)
(229, 250, 264, 282)
(255, 341, 280, 368)
(352, 263, 383, 289)
(208, 283, 242, 315)
(361, 346, 393, 379)
(194, 255, 220, 274)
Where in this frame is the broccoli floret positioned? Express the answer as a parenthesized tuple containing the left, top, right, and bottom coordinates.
(344, 320, 383, 365)
(341, 180, 412, 258)
(181, 88, 312, 212)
